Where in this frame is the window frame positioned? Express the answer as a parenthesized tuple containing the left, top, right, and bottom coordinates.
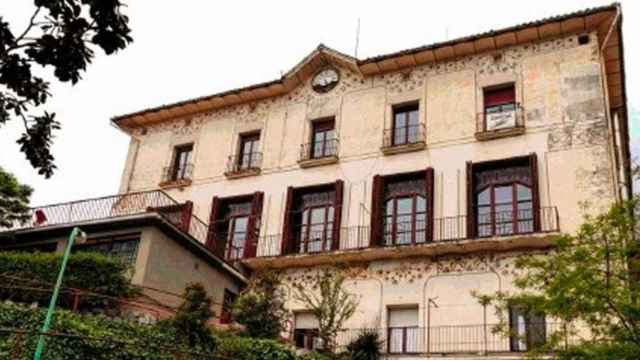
(387, 306, 420, 354)
(483, 83, 516, 114)
(391, 103, 420, 146)
(508, 306, 547, 352)
(310, 118, 336, 159)
(299, 202, 334, 254)
(220, 289, 237, 325)
(238, 132, 261, 170)
(171, 143, 193, 181)
(475, 181, 534, 237)
(383, 192, 428, 246)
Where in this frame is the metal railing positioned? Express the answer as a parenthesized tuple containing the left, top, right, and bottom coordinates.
(252, 207, 558, 258)
(299, 139, 339, 161)
(226, 152, 262, 174)
(161, 163, 193, 183)
(0, 190, 210, 246)
(476, 104, 524, 134)
(382, 123, 425, 148)
(335, 322, 573, 355)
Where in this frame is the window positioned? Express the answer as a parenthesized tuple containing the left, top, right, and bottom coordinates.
(468, 155, 539, 238)
(388, 307, 420, 354)
(281, 182, 344, 256)
(171, 144, 193, 181)
(238, 133, 260, 170)
(384, 179, 427, 246)
(224, 201, 252, 260)
(311, 119, 337, 159)
(392, 104, 420, 146)
(294, 312, 320, 350)
(483, 85, 516, 131)
(509, 306, 546, 351)
(75, 233, 140, 265)
(220, 289, 237, 324)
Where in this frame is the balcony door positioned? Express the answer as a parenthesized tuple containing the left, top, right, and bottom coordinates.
(392, 104, 420, 146)
(311, 119, 336, 159)
(238, 133, 260, 170)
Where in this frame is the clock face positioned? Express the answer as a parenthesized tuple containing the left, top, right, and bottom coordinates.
(311, 68, 339, 93)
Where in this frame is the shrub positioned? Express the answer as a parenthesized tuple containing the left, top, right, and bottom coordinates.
(166, 282, 216, 352)
(0, 251, 137, 310)
(297, 351, 333, 360)
(215, 335, 297, 360)
(346, 329, 383, 360)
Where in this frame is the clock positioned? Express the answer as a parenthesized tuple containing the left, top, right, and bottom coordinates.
(311, 68, 340, 93)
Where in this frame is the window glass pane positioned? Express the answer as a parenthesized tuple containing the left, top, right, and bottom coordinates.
(416, 196, 426, 212)
(494, 186, 513, 204)
(394, 128, 406, 145)
(517, 184, 532, 200)
(408, 109, 419, 125)
(385, 200, 394, 216)
(389, 328, 403, 353)
(397, 198, 412, 215)
(477, 188, 490, 205)
(310, 208, 326, 224)
(394, 113, 407, 128)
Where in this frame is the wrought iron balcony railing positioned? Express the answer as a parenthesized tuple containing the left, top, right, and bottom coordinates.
(476, 104, 524, 135)
(226, 152, 262, 174)
(382, 123, 426, 149)
(251, 206, 559, 258)
(299, 139, 339, 162)
(161, 163, 193, 184)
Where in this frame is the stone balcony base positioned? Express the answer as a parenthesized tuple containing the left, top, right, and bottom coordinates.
(381, 142, 426, 156)
(298, 156, 339, 168)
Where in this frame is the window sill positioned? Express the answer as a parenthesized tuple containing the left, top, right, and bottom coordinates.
(158, 178, 192, 189)
(298, 155, 339, 169)
(381, 141, 426, 156)
(475, 127, 525, 141)
(224, 168, 261, 179)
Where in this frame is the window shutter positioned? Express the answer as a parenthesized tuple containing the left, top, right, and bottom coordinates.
(332, 180, 344, 250)
(281, 186, 295, 255)
(180, 201, 193, 233)
(244, 191, 264, 259)
(466, 161, 475, 239)
(529, 153, 541, 232)
(370, 175, 384, 247)
(425, 168, 435, 243)
(484, 86, 515, 107)
(206, 196, 222, 257)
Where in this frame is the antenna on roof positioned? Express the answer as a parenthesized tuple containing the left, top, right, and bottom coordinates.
(354, 18, 361, 58)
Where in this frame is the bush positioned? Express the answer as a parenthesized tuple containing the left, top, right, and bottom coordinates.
(0, 251, 137, 310)
(0, 302, 187, 359)
(346, 329, 383, 360)
(166, 282, 216, 352)
(215, 334, 297, 360)
(297, 352, 333, 360)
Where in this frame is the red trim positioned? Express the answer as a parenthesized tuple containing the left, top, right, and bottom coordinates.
(206, 196, 222, 257)
(370, 175, 384, 247)
(425, 168, 435, 243)
(281, 186, 295, 255)
(332, 180, 344, 250)
(466, 161, 475, 239)
(529, 153, 541, 232)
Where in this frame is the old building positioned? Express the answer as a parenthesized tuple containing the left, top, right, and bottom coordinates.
(2, 3, 632, 358)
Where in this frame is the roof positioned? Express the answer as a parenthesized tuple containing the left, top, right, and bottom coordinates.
(112, 3, 626, 133)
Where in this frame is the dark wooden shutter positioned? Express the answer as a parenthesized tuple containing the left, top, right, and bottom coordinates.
(529, 153, 541, 232)
(244, 191, 264, 259)
(180, 201, 193, 233)
(332, 180, 344, 250)
(425, 168, 435, 243)
(484, 86, 515, 107)
(370, 175, 384, 247)
(206, 196, 224, 258)
(281, 186, 295, 255)
(466, 161, 475, 239)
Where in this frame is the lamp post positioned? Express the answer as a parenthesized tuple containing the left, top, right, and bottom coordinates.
(33, 227, 87, 360)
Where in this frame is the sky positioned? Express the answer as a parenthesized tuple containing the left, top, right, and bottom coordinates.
(1, 0, 638, 206)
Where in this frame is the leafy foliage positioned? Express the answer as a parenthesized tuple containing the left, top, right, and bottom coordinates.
(293, 271, 358, 354)
(167, 282, 217, 353)
(0, 0, 132, 177)
(0, 251, 137, 310)
(215, 331, 297, 360)
(477, 197, 640, 358)
(0, 166, 32, 228)
(345, 329, 383, 360)
(232, 271, 289, 339)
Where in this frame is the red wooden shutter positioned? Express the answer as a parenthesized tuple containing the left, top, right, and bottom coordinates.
(245, 191, 264, 259)
(529, 153, 541, 232)
(484, 86, 515, 107)
(281, 186, 295, 255)
(180, 201, 193, 233)
(332, 180, 344, 250)
(466, 162, 475, 239)
(370, 175, 384, 247)
(425, 168, 435, 243)
(206, 197, 220, 249)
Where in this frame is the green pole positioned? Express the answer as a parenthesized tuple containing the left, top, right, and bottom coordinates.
(33, 227, 86, 360)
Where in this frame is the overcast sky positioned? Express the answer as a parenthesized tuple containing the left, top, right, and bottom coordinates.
(1, 0, 638, 206)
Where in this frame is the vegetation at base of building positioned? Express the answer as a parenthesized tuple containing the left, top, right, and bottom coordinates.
(163, 282, 216, 353)
(477, 197, 640, 359)
(232, 271, 289, 339)
(215, 333, 297, 360)
(345, 329, 383, 360)
(0, 251, 137, 310)
(0, 167, 32, 228)
(0, 0, 132, 178)
(293, 271, 358, 355)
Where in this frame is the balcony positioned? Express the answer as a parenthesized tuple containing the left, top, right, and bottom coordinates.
(244, 207, 559, 269)
(334, 322, 574, 355)
(159, 164, 193, 188)
(298, 139, 339, 168)
(0, 191, 210, 246)
(381, 124, 426, 155)
(224, 152, 262, 179)
(475, 105, 525, 141)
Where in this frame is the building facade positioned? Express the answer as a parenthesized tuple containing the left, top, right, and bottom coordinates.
(2, 3, 631, 358)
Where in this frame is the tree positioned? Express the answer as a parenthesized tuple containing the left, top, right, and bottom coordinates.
(0, 166, 32, 228)
(0, 0, 132, 177)
(478, 197, 640, 359)
(170, 283, 217, 353)
(231, 271, 289, 339)
(293, 271, 358, 354)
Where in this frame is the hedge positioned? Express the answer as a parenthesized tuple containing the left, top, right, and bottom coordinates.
(0, 251, 137, 309)
(215, 332, 297, 360)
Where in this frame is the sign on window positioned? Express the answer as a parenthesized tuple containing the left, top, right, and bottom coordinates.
(485, 109, 516, 131)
